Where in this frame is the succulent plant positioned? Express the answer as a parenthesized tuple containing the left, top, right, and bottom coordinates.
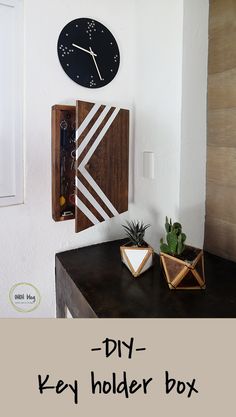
(122, 220, 150, 247)
(160, 216, 186, 256)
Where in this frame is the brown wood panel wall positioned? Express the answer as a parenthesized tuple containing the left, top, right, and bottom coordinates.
(205, 0, 236, 261)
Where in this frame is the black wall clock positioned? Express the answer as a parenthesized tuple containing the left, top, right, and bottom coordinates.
(57, 18, 120, 88)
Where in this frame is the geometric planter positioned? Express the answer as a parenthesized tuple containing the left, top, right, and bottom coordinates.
(160, 246, 206, 290)
(120, 243, 154, 277)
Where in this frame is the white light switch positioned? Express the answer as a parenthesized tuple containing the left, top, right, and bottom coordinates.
(143, 152, 155, 179)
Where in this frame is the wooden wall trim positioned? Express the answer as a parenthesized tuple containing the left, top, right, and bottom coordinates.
(205, 0, 236, 261)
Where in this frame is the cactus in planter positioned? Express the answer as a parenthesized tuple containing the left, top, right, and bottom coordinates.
(160, 217, 205, 289)
(160, 217, 186, 256)
(122, 220, 150, 247)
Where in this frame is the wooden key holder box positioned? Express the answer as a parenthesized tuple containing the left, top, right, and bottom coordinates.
(51, 100, 129, 233)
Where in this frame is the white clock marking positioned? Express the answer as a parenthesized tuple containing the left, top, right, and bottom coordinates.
(90, 79, 96, 87)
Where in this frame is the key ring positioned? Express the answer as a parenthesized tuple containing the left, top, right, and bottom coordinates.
(60, 120, 68, 130)
(69, 193, 75, 205)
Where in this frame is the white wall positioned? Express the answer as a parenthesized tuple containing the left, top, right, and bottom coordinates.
(130, 0, 184, 250)
(0, 0, 136, 317)
(0, 0, 208, 318)
(131, 0, 208, 251)
(179, 0, 209, 248)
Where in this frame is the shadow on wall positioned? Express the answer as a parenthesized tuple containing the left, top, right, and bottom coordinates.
(128, 204, 161, 253)
(128, 203, 205, 254)
(140, 205, 205, 255)
(179, 203, 205, 249)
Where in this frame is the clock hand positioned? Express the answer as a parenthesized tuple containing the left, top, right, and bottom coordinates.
(72, 43, 97, 57)
(89, 47, 104, 81)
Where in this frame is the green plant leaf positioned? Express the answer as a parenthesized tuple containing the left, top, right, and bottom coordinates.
(173, 222, 182, 235)
(160, 242, 171, 254)
(177, 234, 185, 255)
(181, 233, 186, 242)
(167, 231, 178, 254)
(165, 217, 170, 233)
(122, 220, 150, 246)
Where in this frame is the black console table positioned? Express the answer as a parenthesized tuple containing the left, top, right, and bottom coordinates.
(55, 239, 236, 318)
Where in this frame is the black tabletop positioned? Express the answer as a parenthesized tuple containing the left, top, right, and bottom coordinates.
(56, 239, 236, 318)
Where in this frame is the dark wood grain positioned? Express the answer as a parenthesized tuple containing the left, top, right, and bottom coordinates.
(55, 239, 236, 318)
(75, 100, 129, 233)
(88, 108, 129, 212)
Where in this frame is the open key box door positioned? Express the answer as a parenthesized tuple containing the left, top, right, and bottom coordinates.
(52, 100, 129, 232)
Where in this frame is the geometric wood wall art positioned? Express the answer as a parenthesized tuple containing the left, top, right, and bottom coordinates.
(75, 100, 129, 233)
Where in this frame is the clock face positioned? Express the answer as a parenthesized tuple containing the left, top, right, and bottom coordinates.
(57, 18, 120, 88)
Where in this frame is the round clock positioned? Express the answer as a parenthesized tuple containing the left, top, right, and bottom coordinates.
(57, 18, 120, 88)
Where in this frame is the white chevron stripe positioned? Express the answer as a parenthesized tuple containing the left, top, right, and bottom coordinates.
(75, 196, 99, 225)
(76, 177, 110, 221)
(80, 107, 120, 168)
(75, 103, 100, 141)
(77, 107, 120, 217)
(76, 105, 112, 160)
(79, 168, 118, 216)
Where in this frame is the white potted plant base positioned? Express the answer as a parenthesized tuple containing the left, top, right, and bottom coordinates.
(120, 220, 154, 278)
(120, 244, 154, 277)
